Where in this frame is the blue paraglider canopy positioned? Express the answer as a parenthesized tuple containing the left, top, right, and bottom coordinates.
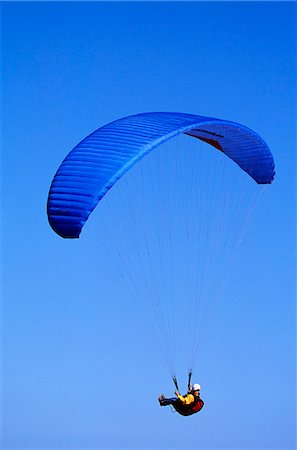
(47, 112, 275, 239)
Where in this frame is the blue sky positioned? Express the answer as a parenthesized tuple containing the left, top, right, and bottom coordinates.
(1, 1, 296, 449)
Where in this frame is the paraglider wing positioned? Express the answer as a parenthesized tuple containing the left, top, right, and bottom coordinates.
(47, 112, 275, 239)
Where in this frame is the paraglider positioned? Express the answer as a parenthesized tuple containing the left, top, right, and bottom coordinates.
(159, 379, 204, 416)
(47, 112, 275, 416)
(47, 112, 275, 239)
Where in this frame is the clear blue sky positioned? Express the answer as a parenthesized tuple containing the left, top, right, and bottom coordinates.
(1, 2, 296, 449)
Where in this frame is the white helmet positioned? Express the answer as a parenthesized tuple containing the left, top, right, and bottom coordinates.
(192, 383, 201, 391)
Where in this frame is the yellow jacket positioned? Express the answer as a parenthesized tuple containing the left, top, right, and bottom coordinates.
(177, 393, 195, 405)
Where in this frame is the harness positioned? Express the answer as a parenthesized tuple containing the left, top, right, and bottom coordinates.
(173, 393, 204, 416)
(189, 395, 204, 413)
